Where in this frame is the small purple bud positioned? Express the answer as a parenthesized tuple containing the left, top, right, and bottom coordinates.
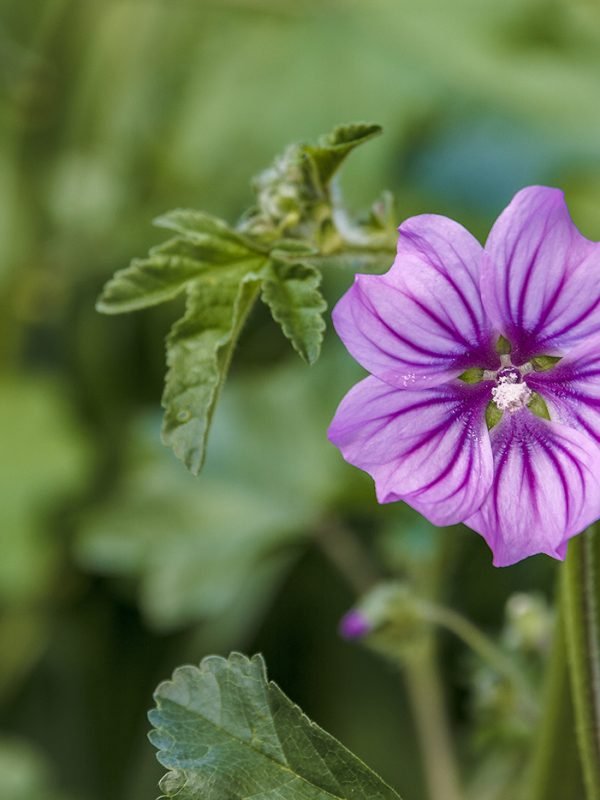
(339, 609, 371, 640)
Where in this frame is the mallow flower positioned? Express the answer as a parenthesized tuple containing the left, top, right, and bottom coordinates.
(329, 186, 600, 566)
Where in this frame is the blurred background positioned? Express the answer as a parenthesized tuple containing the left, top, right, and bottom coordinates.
(2, 1, 600, 798)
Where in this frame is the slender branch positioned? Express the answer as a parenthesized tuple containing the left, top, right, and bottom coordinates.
(418, 600, 537, 721)
(404, 648, 463, 800)
(315, 520, 463, 800)
(563, 525, 600, 799)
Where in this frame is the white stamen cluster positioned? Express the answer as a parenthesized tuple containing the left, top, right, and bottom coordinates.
(492, 374, 532, 413)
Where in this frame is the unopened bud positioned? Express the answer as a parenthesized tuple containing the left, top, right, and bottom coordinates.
(338, 609, 372, 640)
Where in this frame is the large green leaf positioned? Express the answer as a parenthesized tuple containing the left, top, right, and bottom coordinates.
(162, 263, 266, 474)
(261, 258, 327, 364)
(149, 653, 403, 800)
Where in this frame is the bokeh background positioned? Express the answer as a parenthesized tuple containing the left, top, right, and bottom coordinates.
(2, 1, 600, 798)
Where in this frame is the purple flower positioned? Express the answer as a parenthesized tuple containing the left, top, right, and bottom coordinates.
(339, 609, 372, 639)
(328, 186, 600, 566)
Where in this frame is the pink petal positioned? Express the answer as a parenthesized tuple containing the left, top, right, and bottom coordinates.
(332, 215, 499, 389)
(464, 409, 600, 567)
(481, 186, 600, 364)
(328, 376, 494, 525)
(526, 337, 600, 443)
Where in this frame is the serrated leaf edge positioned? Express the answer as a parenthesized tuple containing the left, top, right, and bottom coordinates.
(148, 652, 402, 800)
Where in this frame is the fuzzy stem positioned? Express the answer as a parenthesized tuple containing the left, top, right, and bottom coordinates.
(563, 525, 600, 799)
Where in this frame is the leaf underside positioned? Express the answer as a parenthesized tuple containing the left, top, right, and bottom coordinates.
(149, 652, 403, 800)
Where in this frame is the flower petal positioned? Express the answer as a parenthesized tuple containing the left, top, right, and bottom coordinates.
(481, 186, 600, 363)
(464, 410, 600, 566)
(328, 376, 494, 525)
(526, 338, 600, 443)
(332, 215, 499, 389)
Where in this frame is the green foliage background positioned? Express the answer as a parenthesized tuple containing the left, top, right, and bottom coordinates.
(1, 1, 600, 798)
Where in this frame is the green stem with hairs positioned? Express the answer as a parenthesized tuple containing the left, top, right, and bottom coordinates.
(562, 525, 600, 799)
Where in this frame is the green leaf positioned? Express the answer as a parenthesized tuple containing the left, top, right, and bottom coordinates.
(261, 259, 327, 364)
(161, 263, 266, 474)
(306, 122, 382, 186)
(270, 239, 320, 257)
(96, 251, 206, 314)
(154, 209, 261, 254)
(149, 652, 403, 800)
(97, 229, 258, 314)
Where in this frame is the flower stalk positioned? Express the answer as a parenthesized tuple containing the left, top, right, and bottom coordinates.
(404, 645, 462, 800)
(563, 524, 600, 799)
(526, 606, 584, 800)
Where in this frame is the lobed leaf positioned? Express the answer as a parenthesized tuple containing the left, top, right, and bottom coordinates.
(149, 652, 403, 800)
(97, 230, 258, 314)
(261, 258, 327, 364)
(96, 123, 388, 473)
(161, 262, 266, 474)
(154, 209, 261, 254)
(306, 122, 382, 187)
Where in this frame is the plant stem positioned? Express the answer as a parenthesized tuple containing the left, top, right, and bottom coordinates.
(315, 520, 463, 800)
(418, 600, 537, 721)
(404, 646, 463, 800)
(526, 605, 585, 800)
(563, 525, 600, 799)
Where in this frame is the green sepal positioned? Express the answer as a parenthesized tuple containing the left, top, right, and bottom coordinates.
(458, 368, 484, 384)
(496, 335, 512, 355)
(528, 392, 551, 421)
(531, 355, 562, 372)
(486, 402, 502, 430)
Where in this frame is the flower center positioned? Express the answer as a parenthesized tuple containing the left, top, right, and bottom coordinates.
(491, 367, 532, 413)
